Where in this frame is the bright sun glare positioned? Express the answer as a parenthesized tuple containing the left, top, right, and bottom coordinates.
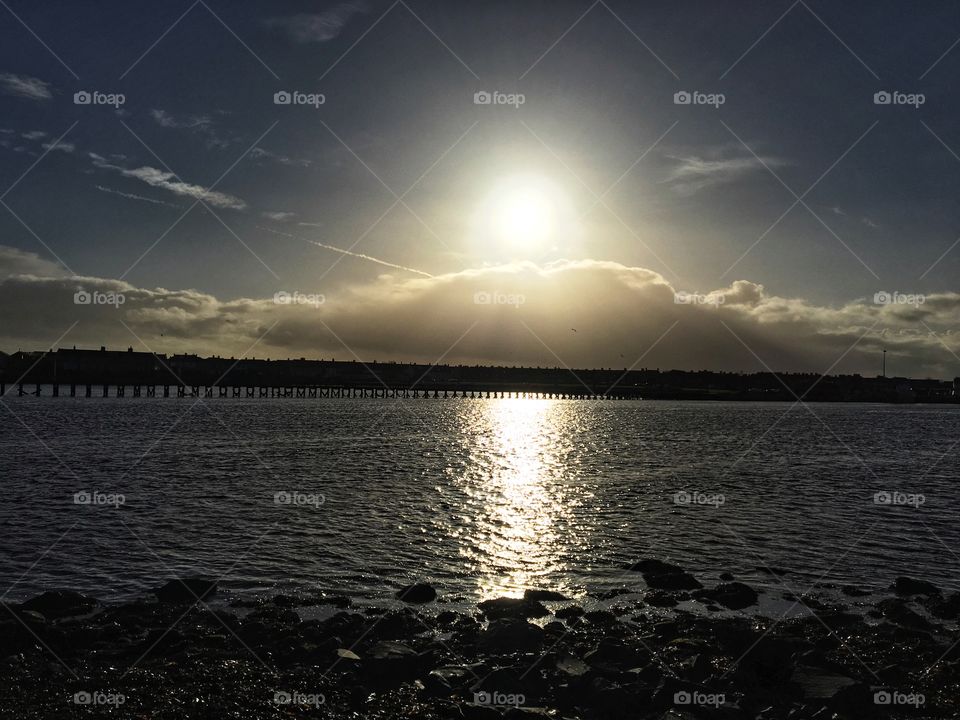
(480, 174, 565, 255)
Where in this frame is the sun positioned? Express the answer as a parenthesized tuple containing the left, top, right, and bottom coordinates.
(479, 174, 565, 256)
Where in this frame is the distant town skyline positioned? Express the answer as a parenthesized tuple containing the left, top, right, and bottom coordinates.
(1, 1, 959, 376)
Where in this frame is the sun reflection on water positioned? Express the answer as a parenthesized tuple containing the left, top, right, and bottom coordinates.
(457, 398, 578, 599)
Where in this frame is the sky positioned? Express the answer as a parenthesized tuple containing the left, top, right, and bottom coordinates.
(1, 0, 959, 377)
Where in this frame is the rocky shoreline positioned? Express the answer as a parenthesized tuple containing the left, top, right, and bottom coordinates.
(1, 562, 958, 718)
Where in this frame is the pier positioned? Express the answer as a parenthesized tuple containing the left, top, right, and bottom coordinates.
(0, 346, 957, 402)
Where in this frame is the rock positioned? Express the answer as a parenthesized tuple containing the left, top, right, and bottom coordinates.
(583, 609, 618, 625)
(337, 647, 361, 660)
(554, 605, 584, 620)
(876, 598, 936, 630)
(478, 597, 549, 620)
(154, 578, 217, 604)
(478, 619, 544, 653)
(697, 582, 759, 610)
(929, 592, 960, 620)
(396, 583, 437, 604)
(584, 637, 648, 670)
(364, 641, 423, 684)
(19, 590, 97, 619)
(630, 559, 703, 591)
(791, 666, 857, 699)
(892, 576, 941, 597)
(556, 653, 590, 676)
(645, 590, 687, 608)
(522, 589, 567, 602)
(841, 585, 871, 597)
(719, 572, 735, 581)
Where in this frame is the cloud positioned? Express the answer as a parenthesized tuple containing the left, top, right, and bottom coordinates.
(267, 2, 369, 43)
(663, 152, 788, 196)
(862, 217, 880, 229)
(22, 130, 47, 140)
(261, 211, 296, 221)
(95, 185, 180, 208)
(0, 246, 68, 279)
(250, 146, 311, 167)
(0, 248, 956, 377)
(0, 72, 52, 101)
(41, 141, 74, 153)
(90, 153, 247, 210)
(149, 109, 228, 148)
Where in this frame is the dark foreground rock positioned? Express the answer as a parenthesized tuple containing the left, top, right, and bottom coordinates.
(2, 571, 958, 719)
(154, 578, 218, 604)
(396, 583, 437, 604)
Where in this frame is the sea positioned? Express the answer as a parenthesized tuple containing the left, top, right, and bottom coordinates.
(1, 396, 958, 610)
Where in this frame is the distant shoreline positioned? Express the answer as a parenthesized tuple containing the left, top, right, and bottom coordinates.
(2, 346, 958, 403)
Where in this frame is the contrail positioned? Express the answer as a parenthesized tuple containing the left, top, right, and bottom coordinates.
(257, 225, 433, 278)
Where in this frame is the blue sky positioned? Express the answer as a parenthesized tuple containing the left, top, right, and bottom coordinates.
(1, 1, 959, 375)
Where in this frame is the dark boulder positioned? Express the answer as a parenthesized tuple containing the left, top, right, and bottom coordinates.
(154, 578, 217, 604)
(478, 597, 549, 620)
(629, 559, 703, 590)
(522, 589, 567, 602)
(892, 576, 940, 597)
(478, 619, 544, 653)
(396, 583, 437, 604)
(19, 590, 97, 619)
(697, 582, 759, 610)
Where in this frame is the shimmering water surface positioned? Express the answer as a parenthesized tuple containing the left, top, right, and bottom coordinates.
(1, 397, 958, 605)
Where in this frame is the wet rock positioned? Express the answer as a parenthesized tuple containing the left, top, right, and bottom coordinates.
(584, 637, 648, 671)
(554, 605, 584, 620)
(155, 578, 217, 604)
(522, 588, 567, 602)
(892, 576, 941, 597)
(645, 590, 687, 608)
(477, 619, 544, 653)
(583, 609, 619, 625)
(630, 559, 703, 591)
(841, 585, 871, 597)
(396, 583, 437, 604)
(697, 582, 759, 610)
(929, 592, 960, 620)
(19, 590, 97, 619)
(719, 572, 735, 581)
(556, 653, 590, 676)
(478, 597, 549, 620)
(876, 598, 936, 630)
(791, 666, 857, 699)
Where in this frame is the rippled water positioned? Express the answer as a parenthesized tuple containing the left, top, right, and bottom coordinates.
(1, 396, 958, 606)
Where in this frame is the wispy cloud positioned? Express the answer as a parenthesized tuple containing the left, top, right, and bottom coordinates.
(663, 152, 788, 196)
(262, 211, 296, 221)
(266, 2, 369, 43)
(862, 216, 880, 229)
(150, 109, 229, 148)
(22, 130, 47, 140)
(90, 153, 247, 210)
(0, 72, 52, 101)
(41, 141, 74, 153)
(95, 185, 180, 208)
(250, 146, 311, 167)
